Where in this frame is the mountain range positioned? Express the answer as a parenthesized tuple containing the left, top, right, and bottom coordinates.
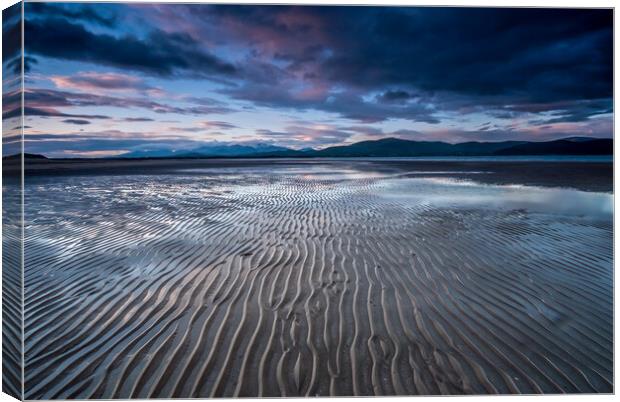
(120, 143, 289, 158)
(117, 137, 612, 159)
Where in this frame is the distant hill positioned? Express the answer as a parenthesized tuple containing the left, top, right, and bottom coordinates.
(312, 138, 454, 157)
(7, 137, 611, 160)
(118, 137, 613, 158)
(495, 138, 612, 156)
(3, 153, 48, 160)
(311, 137, 612, 157)
(309, 138, 531, 157)
(121, 143, 289, 158)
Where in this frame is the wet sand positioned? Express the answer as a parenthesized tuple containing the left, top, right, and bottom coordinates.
(4, 156, 614, 192)
(19, 160, 612, 398)
(2, 176, 22, 399)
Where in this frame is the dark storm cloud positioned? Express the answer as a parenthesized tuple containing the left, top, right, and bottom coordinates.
(13, 88, 234, 117)
(318, 7, 612, 102)
(205, 6, 611, 123)
(28, 3, 117, 27)
(377, 90, 414, 104)
(2, 2, 21, 62)
(11, 106, 109, 120)
(528, 99, 612, 124)
(25, 5, 613, 109)
(123, 117, 155, 122)
(9, 56, 38, 75)
(2, 3, 29, 76)
(168, 5, 612, 102)
(24, 17, 237, 78)
(21, 4, 613, 141)
(61, 119, 92, 125)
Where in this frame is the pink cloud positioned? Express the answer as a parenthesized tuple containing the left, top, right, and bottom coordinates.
(50, 71, 159, 94)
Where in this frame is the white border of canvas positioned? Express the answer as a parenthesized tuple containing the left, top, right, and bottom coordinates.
(0, 1, 616, 402)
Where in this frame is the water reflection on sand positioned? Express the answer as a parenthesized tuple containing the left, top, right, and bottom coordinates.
(180, 164, 613, 220)
(379, 177, 613, 219)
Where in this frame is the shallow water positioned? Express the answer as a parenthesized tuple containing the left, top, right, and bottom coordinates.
(322, 155, 614, 162)
(18, 161, 613, 398)
(380, 177, 613, 219)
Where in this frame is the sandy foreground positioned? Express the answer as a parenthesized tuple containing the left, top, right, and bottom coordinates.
(4, 160, 613, 398)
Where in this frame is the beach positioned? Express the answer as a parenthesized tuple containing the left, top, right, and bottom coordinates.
(18, 159, 613, 398)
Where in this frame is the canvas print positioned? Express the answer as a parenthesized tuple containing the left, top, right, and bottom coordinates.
(2, 2, 614, 399)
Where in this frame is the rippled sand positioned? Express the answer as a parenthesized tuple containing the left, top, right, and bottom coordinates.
(19, 161, 612, 398)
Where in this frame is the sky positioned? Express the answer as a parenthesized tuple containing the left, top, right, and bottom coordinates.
(1, 3, 614, 157)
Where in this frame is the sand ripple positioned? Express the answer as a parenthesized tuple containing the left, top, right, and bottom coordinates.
(3, 179, 22, 399)
(22, 169, 612, 398)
